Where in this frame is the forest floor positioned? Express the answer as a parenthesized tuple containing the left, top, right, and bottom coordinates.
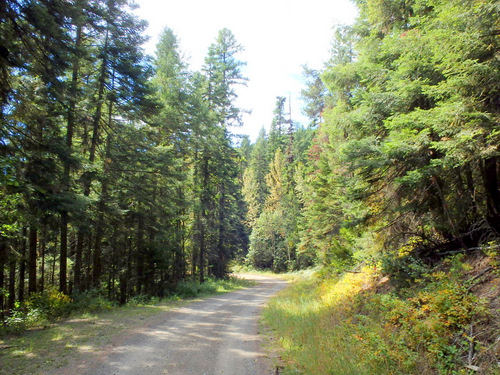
(0, 274, 288, 375)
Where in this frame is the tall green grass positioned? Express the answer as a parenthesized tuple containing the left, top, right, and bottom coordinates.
(263, 269, 389, 375)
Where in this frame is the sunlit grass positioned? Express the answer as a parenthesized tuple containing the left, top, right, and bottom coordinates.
(232, 264, 321, 282)
(262, 268, 419, 375)
(262, 258, 500, 375)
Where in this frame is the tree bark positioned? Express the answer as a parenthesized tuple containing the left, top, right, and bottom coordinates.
(483, 157, 500, 233)
(60, 214, 68, 294)
(8, 246, 16, 310)
(64, 24, 83, 294)
(28, 226, 37, 294)
(39, 225, 46, 292)
(75, 27, 110, 291)
(0, 237, 6, 319)
(199, 155, 210, 284)
(19, 228, 27, 302)
(136, 215, 145, 295)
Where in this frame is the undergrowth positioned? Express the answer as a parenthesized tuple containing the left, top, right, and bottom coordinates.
(0, 276, 251, 335)
(263, 254, 499, 374)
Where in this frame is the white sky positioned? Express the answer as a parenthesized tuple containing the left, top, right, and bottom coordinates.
(133, 0, 358, 141)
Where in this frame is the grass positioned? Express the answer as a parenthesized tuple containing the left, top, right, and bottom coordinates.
(232, 263, 320, 281)
(263, 268, 383, 375)
(261, 257, 499, 375)
(0, 276, 252, 375)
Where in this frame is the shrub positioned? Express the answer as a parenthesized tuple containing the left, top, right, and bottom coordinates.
(380, 242, 432, 288)
(72, 289, 117, 312)
(25, 287, 73, 320)
(2, 288, 72, 333)
(126, 295, 160, 306)
(4, 305, 47, 333)
(172, 276, 249, 298)
(264, 256, 489, 374)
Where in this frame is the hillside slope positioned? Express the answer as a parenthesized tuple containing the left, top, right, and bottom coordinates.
(263, 251, 500, 374)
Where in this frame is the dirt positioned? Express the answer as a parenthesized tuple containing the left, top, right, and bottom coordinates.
(56, 274, 288, 375)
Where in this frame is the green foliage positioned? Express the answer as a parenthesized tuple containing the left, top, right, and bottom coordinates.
(172, 276, 250, 299)
(0, 0, 251, 316)
(292, 0, 500, 273)
(245, 145, 308, 272)
(25, 288, 73, 320)
(380, 241, 433, 288)
(4, 306, 47, 334)
(72, 289, 117, 312)
(125, 295, 161, 306)
(264, 258, 490, 374)
(3, 288, 72, 333)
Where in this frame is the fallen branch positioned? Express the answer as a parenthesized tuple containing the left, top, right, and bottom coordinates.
(467, 266, 493, 292)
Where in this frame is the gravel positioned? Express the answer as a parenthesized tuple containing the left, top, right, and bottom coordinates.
(64, 275, 287, 375)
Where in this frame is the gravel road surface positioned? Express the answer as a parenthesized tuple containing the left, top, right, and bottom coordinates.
(69, 275, 287, 375)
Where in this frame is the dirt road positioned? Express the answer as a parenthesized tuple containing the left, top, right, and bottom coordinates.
(68, 275, 287, 375)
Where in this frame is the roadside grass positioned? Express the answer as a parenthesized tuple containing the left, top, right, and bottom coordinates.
(262, 268, 384, 375)
(231, 264, 319, 281)
(0, 276, 252, 375)
(262, 257, 497, 375)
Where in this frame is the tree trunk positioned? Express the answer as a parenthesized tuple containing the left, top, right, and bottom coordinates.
(93, 220, 104, 289)
(28, 227, 37, 294)
(51, 235, 58, 287)
(40, 225, 46, 292)
(199, 217, 205, 284)
(75, 27, 109, 289)
(136, 215, 145, 295)
(74, 231, 84, 293)
(85, 235, 92, 290)
(483, 157, 500, 233)
(216, 183, 226, 279)
(92, 76, 115, 290)
(63, 24, 83, 294)
(0, 237, 6, 319)
(199, 155, 210, 284)
(8, 247, 16, 310)
(60, 213, 68, 294)
(122, 213, 134, 304)
(147, 228, 156, 293)
(464, 164, 478, 215)
(19, 228, 27, 302)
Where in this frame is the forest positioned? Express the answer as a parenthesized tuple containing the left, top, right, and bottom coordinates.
(0, 0, 499, 346)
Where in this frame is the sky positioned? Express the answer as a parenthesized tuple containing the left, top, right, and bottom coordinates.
(133, 0, 358, 141)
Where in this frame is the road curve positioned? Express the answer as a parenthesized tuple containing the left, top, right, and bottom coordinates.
(72, 275, 287, 375)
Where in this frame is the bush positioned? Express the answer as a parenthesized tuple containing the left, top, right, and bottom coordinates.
(380, 243, 432, 288)
(264, 257, 489, 374)
(26, 288, 73, 320)
(4, 305, 47, 333)
(174, 279, 216, 298)
(3, 288, 72, 333)
(126, 295, 160, 306)
(71, 289, 117, 312)
(172, 276, 250, 299)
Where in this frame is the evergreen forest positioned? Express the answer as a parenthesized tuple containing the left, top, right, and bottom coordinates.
(1, 0, 499, 353)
